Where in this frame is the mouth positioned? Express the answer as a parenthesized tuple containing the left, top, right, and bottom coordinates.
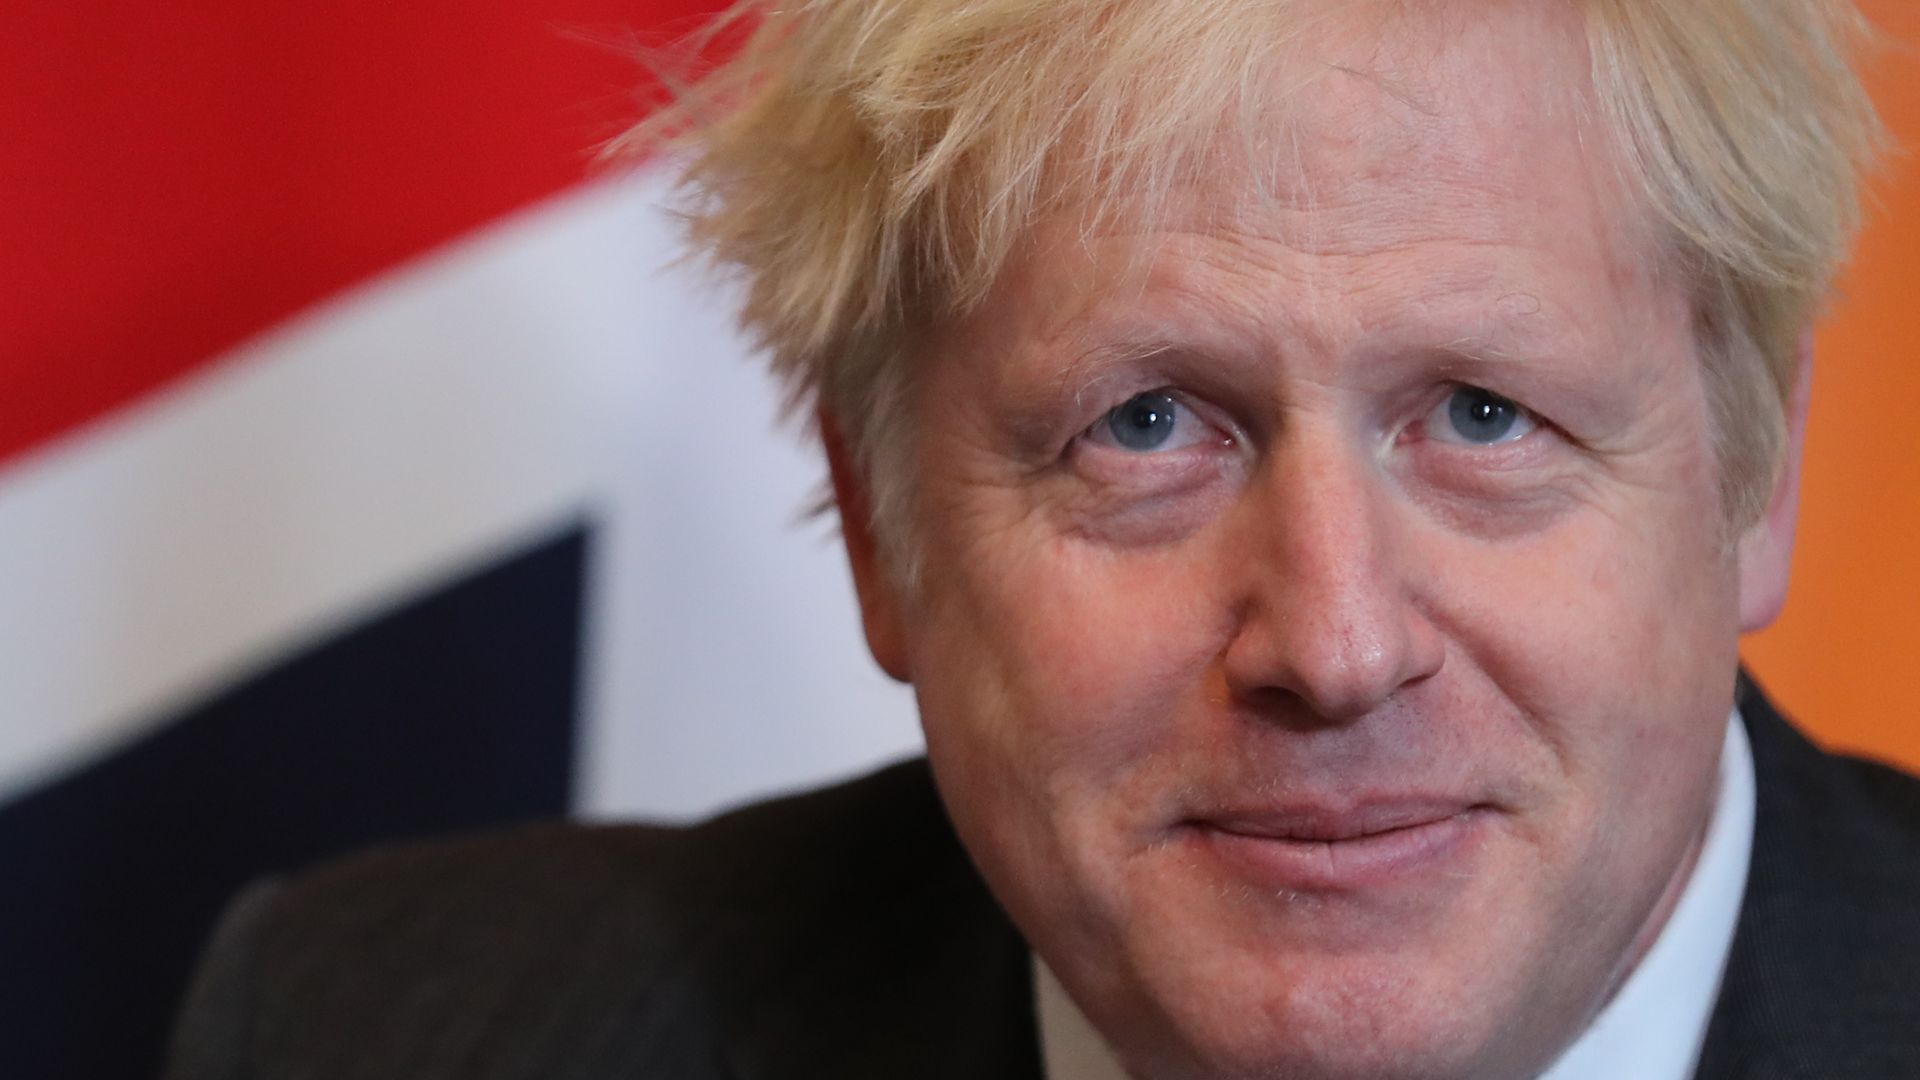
(1179, 800, 1493, 892)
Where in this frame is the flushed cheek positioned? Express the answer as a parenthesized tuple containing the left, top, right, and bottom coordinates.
(1406, 503, 1733, 810)
(910, 533, 1233, 898)
(931, 525, 1229, 754)
(1420, 505, 1735, 864)
(1433, 493, 1731, 685)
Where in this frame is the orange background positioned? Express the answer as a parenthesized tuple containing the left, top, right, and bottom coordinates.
(1743, 0, 1920, 770)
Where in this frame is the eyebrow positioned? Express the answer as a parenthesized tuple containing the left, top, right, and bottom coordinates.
(1059, 340, 1185, 408)
(982, 333, 1187, 458)
(1030, 263, 1621, 389)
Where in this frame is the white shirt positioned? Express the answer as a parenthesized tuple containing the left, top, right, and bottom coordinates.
(1035, 710, 1757, 1080)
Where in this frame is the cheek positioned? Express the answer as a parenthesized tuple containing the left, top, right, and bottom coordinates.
(913, 532, 1231, 789)
(905, 529, 1236, 946)
(1417, 472, 1739, 816)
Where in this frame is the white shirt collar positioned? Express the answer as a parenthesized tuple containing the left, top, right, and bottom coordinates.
(1034, 709, 1757, 1080)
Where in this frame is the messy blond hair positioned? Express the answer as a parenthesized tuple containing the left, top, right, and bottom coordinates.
(621, 0, 1883, 560)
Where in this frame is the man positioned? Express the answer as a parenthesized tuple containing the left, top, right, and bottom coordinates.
(167, 1, 1916, 1078)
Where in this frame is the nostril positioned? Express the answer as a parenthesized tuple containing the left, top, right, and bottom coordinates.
(1220, 604, 1445, 727)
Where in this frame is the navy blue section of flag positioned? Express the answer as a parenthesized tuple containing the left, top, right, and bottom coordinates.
(0, 524, 589, 1080)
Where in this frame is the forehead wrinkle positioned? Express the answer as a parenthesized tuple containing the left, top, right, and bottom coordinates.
(1016, 237, 1545, 408)
(1024, 197, 1665, 395)
(1152, 230, 1558, 362)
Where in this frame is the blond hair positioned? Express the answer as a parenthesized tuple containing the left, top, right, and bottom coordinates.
(621, 0, 1883, 559)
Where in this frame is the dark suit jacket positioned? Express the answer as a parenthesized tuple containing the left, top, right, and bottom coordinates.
(166, 679, 1919, 1079)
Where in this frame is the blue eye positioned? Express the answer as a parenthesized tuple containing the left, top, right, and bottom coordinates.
(1105, 392, 1181, 451)
(1441, 386, 1531, 445)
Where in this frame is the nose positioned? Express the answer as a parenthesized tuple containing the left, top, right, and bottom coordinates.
(1219, 433, 1444, 724)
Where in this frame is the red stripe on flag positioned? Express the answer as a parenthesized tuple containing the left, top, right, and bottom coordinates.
(0, 0, 725, 467)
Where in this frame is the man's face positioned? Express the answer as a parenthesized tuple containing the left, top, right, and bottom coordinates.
(843, 6, 1784, 1078)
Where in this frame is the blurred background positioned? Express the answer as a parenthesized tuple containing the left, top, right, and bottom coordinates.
(1, 2, 1913, 1078)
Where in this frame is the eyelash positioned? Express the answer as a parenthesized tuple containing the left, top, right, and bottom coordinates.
(1065, 381, 1556, 469)
(1075, 387, 1241, 453)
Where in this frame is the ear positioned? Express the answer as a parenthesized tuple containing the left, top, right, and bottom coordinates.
(1736, 334, 1814, 633)
(820, 411, 913, 682)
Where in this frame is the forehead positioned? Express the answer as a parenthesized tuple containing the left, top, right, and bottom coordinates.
(1259, 1, 1608, 202)
(957, 1, 1665, 374)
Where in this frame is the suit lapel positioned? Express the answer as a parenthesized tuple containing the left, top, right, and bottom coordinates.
(1693, 675, 1920, 1080)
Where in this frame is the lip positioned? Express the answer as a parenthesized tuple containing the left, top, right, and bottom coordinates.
(1180, 800, 1491, 893)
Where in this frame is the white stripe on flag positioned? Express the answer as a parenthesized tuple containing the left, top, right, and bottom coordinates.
(0, 171, 920, 812)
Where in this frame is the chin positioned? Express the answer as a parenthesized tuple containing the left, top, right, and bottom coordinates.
(1050, 858, 1586, 1080)
(1132, 962, 1556, 1080)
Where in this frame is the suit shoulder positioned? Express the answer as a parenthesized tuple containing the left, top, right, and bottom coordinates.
(1745, 701, 1920, 875)
(184, 759, 944, 1079)
(1830, 750, 1920, 838)
(263, 755, 941, 946)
